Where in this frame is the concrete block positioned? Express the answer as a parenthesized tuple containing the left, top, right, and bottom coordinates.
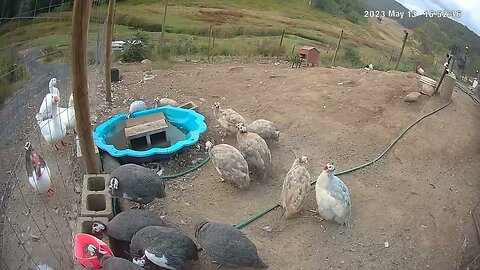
(80, 190, 113, 219)
(83, 174, 110, 193)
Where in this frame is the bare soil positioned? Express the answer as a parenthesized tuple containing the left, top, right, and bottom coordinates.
(2, 60, 479, 270)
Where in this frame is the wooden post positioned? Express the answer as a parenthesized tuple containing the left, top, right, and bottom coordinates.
(277, 29, 285, 59)
(104, 0, 116, 103)
(160, 0, 168, 52)
(207, 25, 213, 62)
(71, 0, 99, 174)
(395, 30, 409, 70)
(331, 29, 343, 67)
(291, 44, 296, 58)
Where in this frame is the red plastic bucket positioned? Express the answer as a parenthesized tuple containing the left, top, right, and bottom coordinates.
(74, 233, 114, 269)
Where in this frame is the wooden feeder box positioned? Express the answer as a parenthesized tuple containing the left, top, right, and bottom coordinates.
(124, 112, 169, 150)
(298, 46, 319, 66)
(179, 101, 198, 111)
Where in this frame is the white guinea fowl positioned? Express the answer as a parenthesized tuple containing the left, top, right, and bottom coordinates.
(235, 122, 271, 181)
(205, 141, 250, 190)
(280, 156, 311, 219)
(247, 119, 280, 143)
(25, 142, 54, 196)
(315, 163, 352, 226)
(127, 99, 147, 119)
(38, 94, 67, 153)
(212, 102, 246, 137)
(58, 93, 76, 135)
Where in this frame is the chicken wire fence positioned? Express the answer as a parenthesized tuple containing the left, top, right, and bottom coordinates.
(0, 1, 108, 269)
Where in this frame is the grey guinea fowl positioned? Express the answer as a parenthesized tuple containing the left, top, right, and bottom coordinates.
(195, 220, 268, 269)
(280, 156, 311, 219)
(247, 119, 280, 143)
(315, 163, 352, 227)
(205, 141, 250, 190)
(212, 101, 246, 137)
(91, 209, 165, 242)
(235, 122, 271, 181)
(109, 163, 166, 208)
(130, 225, 199, 270)
(87, 244, 144, 270)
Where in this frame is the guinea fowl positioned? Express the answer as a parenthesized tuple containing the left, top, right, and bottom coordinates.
(127, 99, 147, 119)
(109, 164, 166, 209)
(195, 220, 269, 269)
(205, 140, 250, 190)
(130, 225, 199, 270)
(280, 156, 311, 219)
(315, 163, 352, 227)
(212, 101, 246, 137)
(87, 244, 143, 270)
(247, 119, 280, 143)
(236, 122, 271, 181)
(92, 209, 165, 242)
(25, 142, 54, 196)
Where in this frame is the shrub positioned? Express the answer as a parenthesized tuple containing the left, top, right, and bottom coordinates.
(121, 30, 149, 62)
(344, 45, 362, 67)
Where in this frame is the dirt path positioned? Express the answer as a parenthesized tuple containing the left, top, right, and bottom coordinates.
(106, 62, 480, 270)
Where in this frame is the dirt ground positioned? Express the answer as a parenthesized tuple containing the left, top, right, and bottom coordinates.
(1, 60, 479, 270)
(90, 61, 480, 270)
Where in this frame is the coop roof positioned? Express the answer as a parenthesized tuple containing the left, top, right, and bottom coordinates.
(300, 46, 319, 52)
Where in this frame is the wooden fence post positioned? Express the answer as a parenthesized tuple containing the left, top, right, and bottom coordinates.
(395, 30, 409, 70)
(104, 0, 116, 103)
(277, 29, 285, 59)
(208, 25, 213, 62)
(71, 0, 100, 174)
(160, 0, 169, 52)
(331, 29, 343, 67)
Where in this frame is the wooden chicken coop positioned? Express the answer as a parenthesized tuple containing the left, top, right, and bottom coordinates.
(298, 46, 319, 67)
(124, 112, 169, 150)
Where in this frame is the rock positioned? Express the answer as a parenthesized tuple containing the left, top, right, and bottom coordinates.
(404, 92, 421, 103)
(141, 59, 152, 64)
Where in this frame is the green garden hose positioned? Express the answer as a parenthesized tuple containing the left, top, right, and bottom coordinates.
(234, 99, 452, 229)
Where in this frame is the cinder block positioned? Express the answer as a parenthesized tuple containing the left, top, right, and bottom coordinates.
(80, 190, 113, 219)
(83, 174, 110, 193)
(74, 216, 112, 269)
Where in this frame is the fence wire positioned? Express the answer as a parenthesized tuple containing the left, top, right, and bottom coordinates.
(0, 2, 106, 269)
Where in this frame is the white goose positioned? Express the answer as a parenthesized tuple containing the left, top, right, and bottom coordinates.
(38, 94, 67, 153)
(38, 93, 58, 121)
(58, 93, 76, 135)
(49, 78, 60, 96)
(25, 142, 54, 196)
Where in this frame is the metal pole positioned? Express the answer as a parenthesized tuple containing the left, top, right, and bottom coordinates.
(331, 29, 343, 67)
(104, 0, 116, 102)
(207, 25, 212, 62)
(160, 0, 168, 52)
(71, 0, 100, 174)
(395, 30, 409, 70)
(462, 46, 469, 78)
(277, 29, 285, 60)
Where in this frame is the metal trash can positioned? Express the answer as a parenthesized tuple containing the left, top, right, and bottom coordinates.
(111, 68, 121, 82)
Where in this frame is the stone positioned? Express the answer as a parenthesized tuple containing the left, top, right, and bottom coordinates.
(404, 92, 421, 103)
(141, 59, 152, 64)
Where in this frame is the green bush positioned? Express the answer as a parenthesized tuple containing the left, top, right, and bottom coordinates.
(121, 30, 150, 62)
(344, 45, 362, 67)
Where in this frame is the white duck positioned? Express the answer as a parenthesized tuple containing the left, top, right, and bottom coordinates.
(213, 102, 246, 138)
(49, 77, 60, 96)
(38, 94, 67, 153)
(25, 142, 54, 196)
(127, 99, 147, 119)
(58, 93, 76, 135)
(280, 155, 311, 219)
(205, 140, 250, 190)
(315, 163, 352, 226)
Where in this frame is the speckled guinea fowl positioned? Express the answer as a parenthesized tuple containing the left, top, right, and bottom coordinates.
(212, 101, 246, 137)
(130, 225, 198, 270)
(205, 141, 250, 190)
(92, 209, 165, 242)
(235, 122, 271, 181)
(280, 156, 311, 219)
(195, 220, 269, 269)
(109, 163, 166, 208)
(247, 119, 280, 143)
(87, 244, 144, 270)
(315, 163, 352, 227)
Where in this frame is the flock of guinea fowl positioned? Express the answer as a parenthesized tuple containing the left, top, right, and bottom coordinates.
(24, 79, 353, 269)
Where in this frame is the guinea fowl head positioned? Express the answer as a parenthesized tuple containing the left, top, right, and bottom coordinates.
(92, 222, 106, 233)
(25, 142, 31, 151)
(213, 102, 220, 108)
(109, 177, 119, 190)
(323, 163, 335, 173)
(205, 141, 213, 152)
(132, 256, 146, 267)
(236, 122, 247, 133)
(298, 155, 308, 164)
